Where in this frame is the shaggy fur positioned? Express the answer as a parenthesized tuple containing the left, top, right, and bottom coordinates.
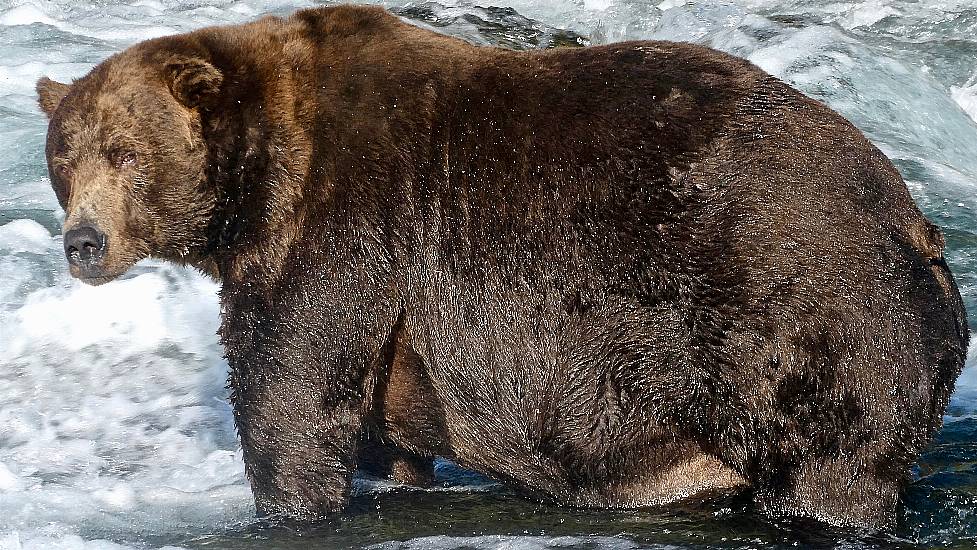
(38, 5, 968, 529)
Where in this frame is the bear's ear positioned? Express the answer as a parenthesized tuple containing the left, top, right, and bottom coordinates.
(164, 56, 223, 109)
(36, 77, 70, 119)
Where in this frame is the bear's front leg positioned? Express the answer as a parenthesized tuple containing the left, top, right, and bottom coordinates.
(222, 273, 399, 521)
(235, 383, 362, 519)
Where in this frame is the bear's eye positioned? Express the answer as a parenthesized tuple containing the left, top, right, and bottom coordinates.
(111, 150, 138, 169)
(54, 164, 70, 179)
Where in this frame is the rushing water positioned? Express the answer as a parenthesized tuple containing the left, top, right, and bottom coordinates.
(1, 1, 976, 548)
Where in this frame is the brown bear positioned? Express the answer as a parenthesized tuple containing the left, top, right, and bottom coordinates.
(36, 4, 968, 529)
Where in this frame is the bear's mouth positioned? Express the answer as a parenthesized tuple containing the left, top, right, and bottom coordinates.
(68, 257, 131, 286)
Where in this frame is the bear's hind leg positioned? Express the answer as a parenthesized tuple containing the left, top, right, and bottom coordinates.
(390, 453, 436, 486)
(357, 436, 435, 487)
(755, 453, 901, 529)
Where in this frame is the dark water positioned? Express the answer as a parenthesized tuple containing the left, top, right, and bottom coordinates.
(165, 423, 977, 549)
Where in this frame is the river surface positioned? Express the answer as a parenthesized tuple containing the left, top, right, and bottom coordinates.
(1, 1, 976, 548)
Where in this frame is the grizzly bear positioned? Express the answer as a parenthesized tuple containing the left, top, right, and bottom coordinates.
(37, 4, 967, 529)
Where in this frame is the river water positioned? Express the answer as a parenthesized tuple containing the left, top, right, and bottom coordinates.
(1, 1, 976, 548)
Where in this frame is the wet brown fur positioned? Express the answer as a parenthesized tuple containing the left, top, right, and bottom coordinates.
(38, 5, 968, 529)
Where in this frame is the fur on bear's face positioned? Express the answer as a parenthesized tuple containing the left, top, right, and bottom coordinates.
(37, 48, 222, 285)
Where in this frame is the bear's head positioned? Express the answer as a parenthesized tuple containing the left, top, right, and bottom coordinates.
(37, 43, 223, 285)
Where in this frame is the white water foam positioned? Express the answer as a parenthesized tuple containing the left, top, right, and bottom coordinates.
(951, 75, 977, 126)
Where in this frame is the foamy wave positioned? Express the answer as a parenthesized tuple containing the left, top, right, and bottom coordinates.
(0, 532, 187, 550)
(0, 224, 250, 542)
(951, 77, 977, 126)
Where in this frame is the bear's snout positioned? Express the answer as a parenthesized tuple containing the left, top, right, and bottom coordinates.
(63, 224, 107, 274)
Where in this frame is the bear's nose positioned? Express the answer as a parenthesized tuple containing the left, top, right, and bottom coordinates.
(64, 225, 107, 266)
